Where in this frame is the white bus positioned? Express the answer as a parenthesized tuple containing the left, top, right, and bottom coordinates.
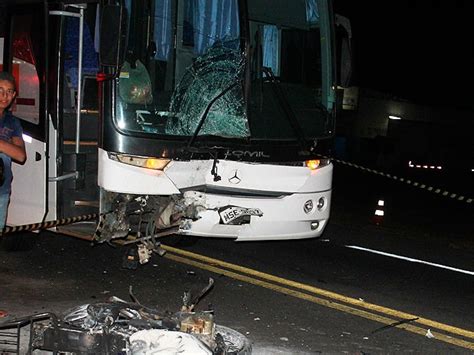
(0, 0, 351, 245)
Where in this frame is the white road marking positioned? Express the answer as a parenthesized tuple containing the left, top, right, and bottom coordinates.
(345, 245, 474, 276)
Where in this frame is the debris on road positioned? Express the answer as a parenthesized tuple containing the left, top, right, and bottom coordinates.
(426, 329, 435, 339)
(0, 278, 251, 354)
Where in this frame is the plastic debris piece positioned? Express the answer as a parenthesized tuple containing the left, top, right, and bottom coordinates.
(154, 246, 167, 257)
(426, 329, 435, 338)
(137, 244, 152, 264)
(280, 337, 289, 342)
(254, 317, 261, 321)
(122, 246, 139, 270)
(0, 310, 8, 318)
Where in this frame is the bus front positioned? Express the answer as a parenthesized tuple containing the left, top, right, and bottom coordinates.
(97, 0, 336, 243)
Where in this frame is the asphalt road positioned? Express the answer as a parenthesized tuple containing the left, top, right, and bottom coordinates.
(1, 165, 473, 353)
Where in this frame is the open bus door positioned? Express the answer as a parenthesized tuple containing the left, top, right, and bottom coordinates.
(52, 3, 100, 237)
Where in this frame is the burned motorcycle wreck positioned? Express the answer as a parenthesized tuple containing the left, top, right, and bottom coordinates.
(0, 279, 251, 354)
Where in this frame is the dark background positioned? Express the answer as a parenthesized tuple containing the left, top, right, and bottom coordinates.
(334, 0, 473, 110)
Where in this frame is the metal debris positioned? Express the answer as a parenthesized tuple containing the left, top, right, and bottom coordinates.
(182, 278, 215, 313)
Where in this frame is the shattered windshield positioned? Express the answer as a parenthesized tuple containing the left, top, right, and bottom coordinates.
(115, 0, 332, 141)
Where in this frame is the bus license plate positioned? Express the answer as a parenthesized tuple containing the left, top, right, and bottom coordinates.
(219, 206, 263, 225)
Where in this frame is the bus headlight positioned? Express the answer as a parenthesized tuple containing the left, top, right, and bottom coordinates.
(305, 159, 331, 170)
(109, 153, 170, 170)
(317, 197, 325, 210)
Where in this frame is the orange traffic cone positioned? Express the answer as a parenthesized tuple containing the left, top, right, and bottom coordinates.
(372, 199, 385, 225)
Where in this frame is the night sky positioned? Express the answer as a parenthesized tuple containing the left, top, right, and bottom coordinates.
(334, 0, 473, 110)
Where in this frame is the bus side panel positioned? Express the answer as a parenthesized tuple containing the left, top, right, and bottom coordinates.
(8, 137, 47, 225)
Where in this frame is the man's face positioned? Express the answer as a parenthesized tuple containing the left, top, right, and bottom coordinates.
(0, 79, 17, 114)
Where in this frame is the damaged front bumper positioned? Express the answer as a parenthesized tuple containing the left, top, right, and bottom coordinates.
(96, 156, 333, 244)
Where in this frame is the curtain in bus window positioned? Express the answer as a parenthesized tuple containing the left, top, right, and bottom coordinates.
(263, 25, 279, 76)
(183, 0, 195, 46)
(154, 0, 172, 61)
(193, 0, 240, 55)
(306, 0, 319, 24)
(125, 0, 131, 12)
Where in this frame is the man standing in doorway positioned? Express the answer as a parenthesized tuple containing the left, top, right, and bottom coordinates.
(0, 72, 26, 230)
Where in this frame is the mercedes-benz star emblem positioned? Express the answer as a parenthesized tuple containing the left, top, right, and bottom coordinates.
(228, 169, 241, 184)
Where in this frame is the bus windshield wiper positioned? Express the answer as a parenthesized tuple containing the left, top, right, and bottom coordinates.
(262, 67, 325, 153)
(185, 81, 240, 149)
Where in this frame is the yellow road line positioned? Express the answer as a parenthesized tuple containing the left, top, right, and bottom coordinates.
(161, 245, 474, 341)
(164, 253, 474, 350)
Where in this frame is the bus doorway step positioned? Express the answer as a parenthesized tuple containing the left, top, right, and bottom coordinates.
(57, 221, 97, 241)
